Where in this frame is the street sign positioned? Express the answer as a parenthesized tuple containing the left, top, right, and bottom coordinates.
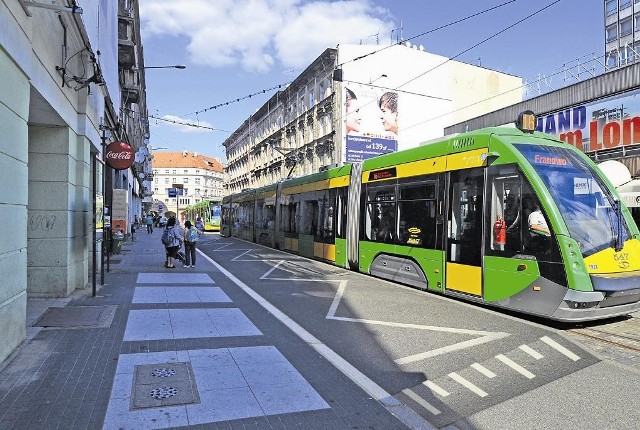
(168, 188, 177, 198)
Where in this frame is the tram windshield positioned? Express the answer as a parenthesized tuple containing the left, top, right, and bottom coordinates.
(515, 144, 630, 257)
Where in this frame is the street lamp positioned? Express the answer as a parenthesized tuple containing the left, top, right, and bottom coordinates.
(144, 65, 186, 69)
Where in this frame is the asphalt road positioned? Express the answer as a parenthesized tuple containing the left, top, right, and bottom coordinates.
(198, 235, 640, 429)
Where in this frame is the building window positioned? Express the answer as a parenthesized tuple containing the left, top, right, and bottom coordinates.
(154, 178, 158, 184)
(164, 178, 169, 184)
(620, 0, 631, 9)
(621, 17, 633, 37)
(606, 50, 619, 68)
(165, 169, 169, 174)
(195, 177, 201, 184)
(606, 0, 617, 16)
(635, 12, 640, 31)
(606, 24, 618, 42)
(172, 169, 176, 174)
(183, 178, 189, 183)
(309, 90, 315, 108)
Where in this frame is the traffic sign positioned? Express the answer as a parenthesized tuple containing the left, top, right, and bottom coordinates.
(168, 188, 177, 198)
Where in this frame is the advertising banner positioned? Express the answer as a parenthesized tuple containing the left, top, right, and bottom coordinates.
(344, 85, 398, 162)
(537, 89, 640, 153)
(112, 189, 129, 233)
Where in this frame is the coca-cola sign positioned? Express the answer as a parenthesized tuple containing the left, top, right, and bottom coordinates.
(105, 141, 135, 170)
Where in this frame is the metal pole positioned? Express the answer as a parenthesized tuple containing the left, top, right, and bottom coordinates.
(92, 155, 97, 296)
(101, 130, 106, 284)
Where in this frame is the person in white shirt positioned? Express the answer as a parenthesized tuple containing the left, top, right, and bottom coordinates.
(528, 204, 550, 236)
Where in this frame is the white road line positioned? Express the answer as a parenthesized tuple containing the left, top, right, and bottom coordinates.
(260, 260, 286, 280)
(402, 388, 441, 415)
(540, 336, 581, 361)
(496, 354, 535, 379)
(422, 380, 450, 397)
(197, 250, 436, 430)
(325, 281, 348, 319)
(448, 372, 488, 397)
(471, 363, 496, 378)
(519, 344, 544, 360)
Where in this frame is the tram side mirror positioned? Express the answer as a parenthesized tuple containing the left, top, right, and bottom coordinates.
(483, 151, 500, 165)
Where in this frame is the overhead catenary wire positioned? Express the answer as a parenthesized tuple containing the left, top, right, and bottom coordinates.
(337, 0, 518, 68)
(160, 1, 516, 121)
(332, 0, 563, 130)
(401, 50, 610, 132)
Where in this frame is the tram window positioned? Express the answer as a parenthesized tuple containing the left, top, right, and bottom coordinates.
(486, 165, 553, 260)
(280, 194, 299, 234)
(336, 187, 348, 239)
(319, 189, 336, 243)
(365, 184, 396, 243)
(398, 181, 437, 248)
(255, 199, 264, 229)
(301, 195, 317, 235)
(487, 167, 522, 256)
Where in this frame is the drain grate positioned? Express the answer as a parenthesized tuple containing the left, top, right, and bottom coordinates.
(151, 368, 176, 378)
(150, 387, 178, 399)
(130, 362, 200, 409)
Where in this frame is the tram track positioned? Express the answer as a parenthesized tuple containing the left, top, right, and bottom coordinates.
(565, 313, 640, 365)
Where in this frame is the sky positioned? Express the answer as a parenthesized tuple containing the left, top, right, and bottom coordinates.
(139, 0, 604, 163)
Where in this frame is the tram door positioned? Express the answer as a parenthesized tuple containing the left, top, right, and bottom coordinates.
(445, 168, 484, 296)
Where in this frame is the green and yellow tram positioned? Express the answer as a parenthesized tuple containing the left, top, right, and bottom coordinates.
(185, 199, 221, 231)
(221, 113, 640, 322)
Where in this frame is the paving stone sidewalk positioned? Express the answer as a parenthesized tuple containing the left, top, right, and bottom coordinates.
(0, 229, 418, 430)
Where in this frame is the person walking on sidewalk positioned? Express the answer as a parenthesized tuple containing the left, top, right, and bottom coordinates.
(162, 217, 183, 268)
(182, 220, 202, 268)
(145, 213, 154, 233)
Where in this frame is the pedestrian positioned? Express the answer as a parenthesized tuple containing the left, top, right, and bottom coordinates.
(145, 213, 154, 233)
(195, 217, 204, 232)
(162, 217, 183, 268)
(182, 220, 201, 268)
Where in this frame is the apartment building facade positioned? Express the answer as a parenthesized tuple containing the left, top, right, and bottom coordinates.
(223, 44, 524, 195)
(151, 151, 225, 217)
(605, 0, 640, 67)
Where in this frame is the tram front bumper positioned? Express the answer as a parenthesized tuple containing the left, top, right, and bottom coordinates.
(551, 288, 640, 322)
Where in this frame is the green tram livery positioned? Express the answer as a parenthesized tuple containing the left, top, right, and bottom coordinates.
(221, 114, 640, 322)
(185, 199, 221, 231)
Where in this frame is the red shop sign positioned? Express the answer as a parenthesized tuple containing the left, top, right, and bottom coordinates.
(105, 141, 135, 170)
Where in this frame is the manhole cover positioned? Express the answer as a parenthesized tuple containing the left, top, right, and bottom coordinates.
(131, 362, 200, 409)
(151, 368, 176, 378)
(150, 387, 178, 399)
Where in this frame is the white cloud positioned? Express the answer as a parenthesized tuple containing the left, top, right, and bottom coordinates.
(153, 114, 215, 133)
(140, 0, 395, 72)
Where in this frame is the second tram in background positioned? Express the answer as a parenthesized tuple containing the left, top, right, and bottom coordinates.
(185, 199, 221, 231)
(221, 112, 640, 322)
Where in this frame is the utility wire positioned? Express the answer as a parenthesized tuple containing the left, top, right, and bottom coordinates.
(156, 1, 516, 122)
(402, 49, 605, 132)
(397, 0, 561, 90)
(333, 0, 562, 129)
(149, 114, 232, 133)
(184, 82, 291, 117)
(338, 0, 518, 68)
